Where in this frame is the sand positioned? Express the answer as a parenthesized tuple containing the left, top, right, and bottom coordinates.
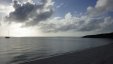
(21, 43, 113, 64)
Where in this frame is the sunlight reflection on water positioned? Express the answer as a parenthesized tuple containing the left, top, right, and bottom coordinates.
(0, 37, 112, 64)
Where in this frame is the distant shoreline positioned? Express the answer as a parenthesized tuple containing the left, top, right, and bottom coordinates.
(83, 32, 113, 38)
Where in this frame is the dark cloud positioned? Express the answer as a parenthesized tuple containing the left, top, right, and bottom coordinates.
(6, 0, 53, 26)
(24, 8, 53, 26)
(6, 1, 38, 22)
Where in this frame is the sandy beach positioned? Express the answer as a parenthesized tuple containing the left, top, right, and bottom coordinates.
(21, 43, 113, 64)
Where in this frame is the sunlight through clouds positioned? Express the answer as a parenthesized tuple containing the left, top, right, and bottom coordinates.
(0, 5, 14, 15)
(0, 23, 42, 37)
(0, 0, 113, 36)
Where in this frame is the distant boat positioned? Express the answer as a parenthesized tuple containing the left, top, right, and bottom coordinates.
(5, 37, 10, 38)
(5, 30, 10, 38)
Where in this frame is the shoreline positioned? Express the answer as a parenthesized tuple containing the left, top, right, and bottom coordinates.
(21, 43, 113, 64)
(83, 32, 113, 38)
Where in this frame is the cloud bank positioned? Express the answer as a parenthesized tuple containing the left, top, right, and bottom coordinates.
(0, 0, 113, 34)
(39, 13, 113, 33)
(38, 0, 113, 33)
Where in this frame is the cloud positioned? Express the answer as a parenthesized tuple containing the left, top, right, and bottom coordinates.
(0, 0, 12, 5)
(0, 5, 14, 15)
(56, 3, 64, 8)
(38, 0, 113, 33)
(38, 13, 89, 32)
(17, 0, 33, 3)
(5, 0, 54, 26)
(87, 0, 113, 17)
(39, 12, 113, 33)
(1, 0, 113, 35)
(0, 0, 32, 5)
(99, 16, 113, 32)
(0, 0, 14, 16)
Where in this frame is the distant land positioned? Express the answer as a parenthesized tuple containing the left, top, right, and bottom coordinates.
(83, 32, 113, 38)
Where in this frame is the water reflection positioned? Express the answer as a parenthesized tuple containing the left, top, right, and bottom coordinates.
(0, 37, 113, 64)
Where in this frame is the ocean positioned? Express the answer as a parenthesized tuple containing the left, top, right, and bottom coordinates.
(0, 37, 112, 64)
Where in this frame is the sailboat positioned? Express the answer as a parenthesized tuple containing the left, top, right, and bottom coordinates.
(5, 37, 10, 38)
(5, 30, 10, 38)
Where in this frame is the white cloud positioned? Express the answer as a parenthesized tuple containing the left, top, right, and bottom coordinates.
(87, 0, 113, 17)
(56, 3, 64, 8)
(0, 5, 14, 15)
(38, 12, 113, 34)
(38, 13, 90, 32)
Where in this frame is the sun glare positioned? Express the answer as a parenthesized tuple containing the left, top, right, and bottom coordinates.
(1, 24, 42, 37)
(10, 27, 34, 37)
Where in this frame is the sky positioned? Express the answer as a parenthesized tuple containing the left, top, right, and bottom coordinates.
(0, 0, 113, 37)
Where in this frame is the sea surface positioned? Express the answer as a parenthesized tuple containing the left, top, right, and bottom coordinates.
(0, 37, 113, 64)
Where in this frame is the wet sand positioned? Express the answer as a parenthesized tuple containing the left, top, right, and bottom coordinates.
(21, 43, 113, 64)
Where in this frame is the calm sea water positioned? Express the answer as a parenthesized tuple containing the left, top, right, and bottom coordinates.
(0, 37, 113, 64)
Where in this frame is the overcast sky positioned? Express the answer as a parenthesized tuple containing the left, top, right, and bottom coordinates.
(0, 0, 113, 37)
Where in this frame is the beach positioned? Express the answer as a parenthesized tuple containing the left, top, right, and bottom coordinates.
(21, 43, 113, 64)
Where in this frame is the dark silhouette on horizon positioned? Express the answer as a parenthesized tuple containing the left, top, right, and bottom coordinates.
(5, 36, 10, 38)
(83, 32, 113, 38)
